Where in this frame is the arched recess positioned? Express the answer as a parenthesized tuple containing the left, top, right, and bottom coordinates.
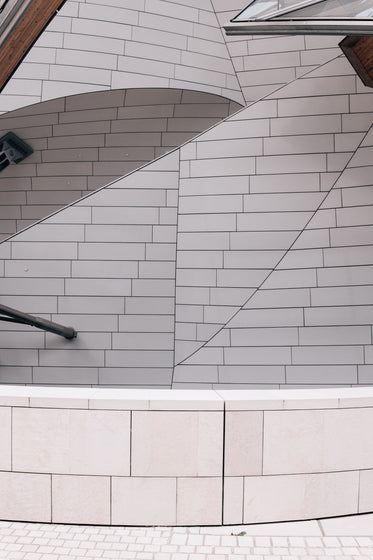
(0, 87, 241, 240)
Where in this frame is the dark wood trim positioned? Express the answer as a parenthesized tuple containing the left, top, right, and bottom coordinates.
(340, 35, 373, 89)
(0, 0, 66, 93)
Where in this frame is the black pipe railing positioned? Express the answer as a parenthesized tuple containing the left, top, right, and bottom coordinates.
(0, 303, 77, 339)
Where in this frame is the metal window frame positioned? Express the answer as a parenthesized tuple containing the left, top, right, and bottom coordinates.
(225, 19, 373, 35)
(226, 0, 373, 35)
(232, 0, 325, 22)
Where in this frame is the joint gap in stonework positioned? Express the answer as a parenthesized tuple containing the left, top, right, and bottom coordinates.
(10, 406, 13, 471)
(317, 518, 326, 536)
(221, 399, 226, 526)
(50, 474, 53, 523)
(110, 476, 113, 525)
(242, 474, 245, 525)
(129, 410, 132, 477)
(357, 469, 361, 514)
(261, 410, 264, 477)
(170, 149, 182, 387)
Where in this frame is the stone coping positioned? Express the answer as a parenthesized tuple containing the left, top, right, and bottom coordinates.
(0, 384, 372, 409)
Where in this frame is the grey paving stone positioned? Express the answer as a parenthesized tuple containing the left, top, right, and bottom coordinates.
(0, 516, 373, 558)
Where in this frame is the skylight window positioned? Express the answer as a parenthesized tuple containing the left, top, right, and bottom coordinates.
(233, 0, 323, 21)
(275, 0, 373, 18)
(225, 0, 373, 35)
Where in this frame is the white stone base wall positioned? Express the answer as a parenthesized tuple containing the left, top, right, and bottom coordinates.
(0, 385, 372, 526)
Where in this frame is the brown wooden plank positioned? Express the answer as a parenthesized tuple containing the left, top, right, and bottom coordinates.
(0, 0, 65, 92)
(340, 35, 373, 89)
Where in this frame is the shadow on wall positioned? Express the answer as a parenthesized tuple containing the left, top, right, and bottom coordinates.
(0, 87, 242, 240)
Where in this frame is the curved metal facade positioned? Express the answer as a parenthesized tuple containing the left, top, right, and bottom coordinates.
(0, 0, 372, 389)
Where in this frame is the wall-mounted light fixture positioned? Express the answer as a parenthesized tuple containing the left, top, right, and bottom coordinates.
(0, 131, 33, 172)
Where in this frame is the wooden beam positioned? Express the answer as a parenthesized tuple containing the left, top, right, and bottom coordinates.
(340, 35, 373, 89)
(0, 0, 66, 93)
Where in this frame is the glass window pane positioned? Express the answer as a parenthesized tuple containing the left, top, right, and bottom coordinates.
(275, 0, 373, 18)
(232, 0, 304, 21)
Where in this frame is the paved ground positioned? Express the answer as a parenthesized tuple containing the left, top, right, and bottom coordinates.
(1, 514, 373, 559)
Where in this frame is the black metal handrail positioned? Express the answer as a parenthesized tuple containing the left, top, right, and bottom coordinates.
(0, 303, 77, 339)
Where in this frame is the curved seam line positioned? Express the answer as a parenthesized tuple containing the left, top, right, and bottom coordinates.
(1, 47, 346, 245)
(175, 115, 373, 366)
(173, 48, 350, 366)
(210, 0, 246, 106)
(0, 88, 245, 245)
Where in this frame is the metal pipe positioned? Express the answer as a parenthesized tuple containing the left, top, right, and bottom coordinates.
(224, 20, 373, 35)
(0, 303, 77, 339)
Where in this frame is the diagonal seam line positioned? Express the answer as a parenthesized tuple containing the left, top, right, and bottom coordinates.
(174, 48, 354, 367)
(175, 116, 373, 366)
(171, 149, 183, 387)
(1, 46, 347, 245)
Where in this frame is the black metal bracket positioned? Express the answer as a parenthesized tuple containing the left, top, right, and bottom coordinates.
(0, 131, 33, 172)
(0, 303, 77, 339)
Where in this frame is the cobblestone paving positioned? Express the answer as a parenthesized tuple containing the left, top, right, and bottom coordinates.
(1, 519, 373, 559)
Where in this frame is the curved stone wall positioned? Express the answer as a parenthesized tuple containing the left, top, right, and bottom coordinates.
(173, 56, 373, 388)
(1, 0, 373, 389)
(0, 0, 244, 113)
(0, 0, 343, 114)
(184, 117, 373, 389)
(212, 0, 342, 103)
(1, 54, 373, 388)
(0, 385, 372, 525)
